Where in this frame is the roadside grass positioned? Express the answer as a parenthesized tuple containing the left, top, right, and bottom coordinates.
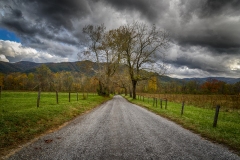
(0, 91, 110, 157)
(124, 95, 240, 155)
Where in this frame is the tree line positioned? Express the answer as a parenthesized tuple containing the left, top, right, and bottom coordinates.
(137, 78, 240, 95)
(0, 64, 132, 95)
(0, 65, 98, 93)
(1, 68, 240, 96)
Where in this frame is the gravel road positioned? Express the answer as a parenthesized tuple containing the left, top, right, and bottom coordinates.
(8, 95, 240, 160)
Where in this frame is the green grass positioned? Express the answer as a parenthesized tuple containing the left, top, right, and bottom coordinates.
(124, 95, 240, 155)
(0, 91, 110, 157)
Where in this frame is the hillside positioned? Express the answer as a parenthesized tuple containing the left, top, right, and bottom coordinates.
(0, 60, 97, 76)
(183, 77, 240, 84)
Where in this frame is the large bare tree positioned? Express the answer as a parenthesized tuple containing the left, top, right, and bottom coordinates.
(114, 22, 169, 99)
(82, 22, 169, 98)
(82, 24, 120, 96)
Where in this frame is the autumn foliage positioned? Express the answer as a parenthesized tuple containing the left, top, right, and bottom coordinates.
(0, 68, 98, 93)
(200, 79, 225, 94)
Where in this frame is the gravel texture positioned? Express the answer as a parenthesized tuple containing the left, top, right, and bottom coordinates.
(8, 95, 240, 160)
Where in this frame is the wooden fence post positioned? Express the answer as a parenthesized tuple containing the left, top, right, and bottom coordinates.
(181, 101, 185, 116)
(69, 92, 71, 102)
(56, 91, 58, 104)
(160, 99, 162, 109)
(0, 86, 2, 99)
(155, 98, 157, 107)
(213, 105, 220, 127)
(37, 87, 41, 108)
(165, 99, 168, 109)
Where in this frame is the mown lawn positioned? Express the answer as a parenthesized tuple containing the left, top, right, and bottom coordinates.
(0, 91, 110, 157)
(124, 95, 240, 155)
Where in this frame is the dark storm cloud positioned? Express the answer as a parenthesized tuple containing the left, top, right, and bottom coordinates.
(178, 0, 240, 21)
(2, 16, 79, 47)
(164, 46, 220, 73)
(12, 9, 23, 18)
(173, 56, 225, 74)
(0, 0, 99, 63)
(177, 32, 240, 52)
(19, 0, 91, 29)
(200, 0, 240, 17)
(102, 0, 169, 22)
(173, 0, 240, 57)
(161, 42, 240, 78)
(2, 19, 37, 36)
(0, 0, 91, 46)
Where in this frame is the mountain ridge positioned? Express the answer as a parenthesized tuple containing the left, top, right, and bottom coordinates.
(0, 61, 239, 84)
(0, 60, 97, 75)
(183, 77, 240, 84)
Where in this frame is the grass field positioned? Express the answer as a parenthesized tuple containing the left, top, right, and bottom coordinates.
(0, 91, 110, 157)
(124, 95, 240, 155)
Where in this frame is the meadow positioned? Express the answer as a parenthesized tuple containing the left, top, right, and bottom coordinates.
(0, 91, 110, 157)
(125, 94, 240, 155)
(137, 93, 240, 111)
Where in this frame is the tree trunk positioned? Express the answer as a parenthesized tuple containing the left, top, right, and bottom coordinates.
(129, 86, 132, 97)
(124, 87, 127, 96)
(98, 80, 103, 96)
(37, 86, 41, 107)
(97, 80, 109, 97)
(132, 80, 137, 99)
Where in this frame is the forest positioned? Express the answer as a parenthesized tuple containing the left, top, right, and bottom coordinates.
(1, 65, 240, 96)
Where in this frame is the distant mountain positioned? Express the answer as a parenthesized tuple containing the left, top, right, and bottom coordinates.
(14, 61, 41, 71)
(183, 77, 240, 84)
(1, 61, 239, 84)
(0, 60, 98, 76)
(0, 61, 26, 73)
(156, 75, 184, 84)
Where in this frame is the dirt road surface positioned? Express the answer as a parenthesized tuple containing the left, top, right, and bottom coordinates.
(8, 95, 240, 160)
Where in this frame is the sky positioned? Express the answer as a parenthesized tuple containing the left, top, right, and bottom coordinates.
(0, 0, 240, 78)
